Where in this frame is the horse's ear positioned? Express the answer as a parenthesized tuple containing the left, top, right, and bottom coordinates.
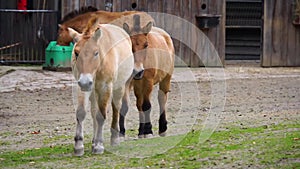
(142, 21, 153, 34)
(123, 23, 130, 34)
(93, 28, 101, 41)
(68, 27, 81, 43)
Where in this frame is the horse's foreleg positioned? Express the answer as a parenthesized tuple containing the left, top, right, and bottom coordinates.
(89, 90, 98, 149)
(74, 90, 89, 156)
(158, 76, 171, 136)
(92, 86, 111, 154)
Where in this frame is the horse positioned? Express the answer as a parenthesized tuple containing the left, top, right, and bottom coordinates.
(68, 23, 134, 156)
(120, 14, 175, 138)
(57, 9, 153, 46)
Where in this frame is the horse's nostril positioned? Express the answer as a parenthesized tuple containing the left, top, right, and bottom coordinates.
(78, 78, 93, 91)
(78, 80, 82, 87)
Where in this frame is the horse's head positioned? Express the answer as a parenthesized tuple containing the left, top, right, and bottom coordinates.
(57, 24, 73, 46)
(68, 27, 102, 92)
(123, 15, 153, 80)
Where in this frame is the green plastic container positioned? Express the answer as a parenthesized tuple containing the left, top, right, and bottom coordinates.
(43, 41, 73, 70)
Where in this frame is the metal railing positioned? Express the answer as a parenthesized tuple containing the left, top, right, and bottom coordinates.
(0, 9, 58, 64)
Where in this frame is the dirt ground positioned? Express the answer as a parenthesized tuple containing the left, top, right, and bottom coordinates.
(0, 65, 299, 158)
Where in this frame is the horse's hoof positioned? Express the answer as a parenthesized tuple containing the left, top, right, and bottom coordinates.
(144, 134, 153, 138)
(119, 136, 125, 142)
(159, 132, 167, 137)
(111, 138, 120, 146)
(92, 145, 104, 154)
(138, 134, 144, 139)
(74, 148, 84, 156)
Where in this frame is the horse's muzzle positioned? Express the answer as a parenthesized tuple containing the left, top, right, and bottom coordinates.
(133, 69, 144, 80)
(78, 74, 93, 91)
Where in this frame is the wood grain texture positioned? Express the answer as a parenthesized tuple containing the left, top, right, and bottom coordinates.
(263, 0, 300, 66)
(60, 0, 226, 67)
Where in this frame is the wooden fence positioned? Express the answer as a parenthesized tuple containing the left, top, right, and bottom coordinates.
(1, 0, 299, 66)
(0, 9, 58, 64)
(263, 0, 300, 66)
(62, 0, 225, 67)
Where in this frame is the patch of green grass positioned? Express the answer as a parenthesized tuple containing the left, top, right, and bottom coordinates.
(0, 140, 11, 146)
(0, 123, 299, 168)
(0, 132, 12, 138)
(42, 135, 73, 145)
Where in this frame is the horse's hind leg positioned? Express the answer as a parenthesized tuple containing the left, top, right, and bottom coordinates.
(111, 87, 125, 146)
(119, 79, 132, 138)
(135, 79, 153, 138)
(74, 90, 89, 156)
(158, 75, 171, 136)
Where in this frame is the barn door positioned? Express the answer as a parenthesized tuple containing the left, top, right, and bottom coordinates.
(225, 0, 263, 61)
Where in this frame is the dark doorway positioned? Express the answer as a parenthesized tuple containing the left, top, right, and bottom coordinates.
(225, 0, 263, 61)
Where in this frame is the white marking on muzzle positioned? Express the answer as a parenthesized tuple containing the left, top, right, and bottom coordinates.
(78, 73, 93, 92)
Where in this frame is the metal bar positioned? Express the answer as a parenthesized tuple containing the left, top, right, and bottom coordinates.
(0, 9, 57, 13)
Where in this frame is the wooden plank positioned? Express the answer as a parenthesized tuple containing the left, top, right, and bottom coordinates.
(121, 0, 131, 11)
(154, 0, 164, 29)
(180, 0, 192, 66)
(281, 1, 289, 66)
(262, 0, 300, 67)
(296, 30, 300, 66)
(173, 0, 182, 66)
(79, 0, 85, 7)
(157, 0, 164, 13)
(138, 0, 147, 11)
(147, 0, 157, 12)
(112, 0, 121, 12)
(209, 0, 225, 66)
(95, 1, 106, 10)
(287, 0, 300, 66)
(159, 0, 183, 66)
(190, 0, 202, 67)
(272, 1, 283, 66)
(262, 0, 274, 67)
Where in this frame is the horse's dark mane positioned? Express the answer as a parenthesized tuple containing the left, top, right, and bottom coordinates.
(60, 6, 98, 23)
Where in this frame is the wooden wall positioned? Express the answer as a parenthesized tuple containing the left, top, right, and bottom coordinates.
(61, 0, 225, 67)
(263, 0, 300, 66)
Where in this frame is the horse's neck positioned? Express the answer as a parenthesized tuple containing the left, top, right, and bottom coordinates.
(63, 13, 94, 32)
(98, 26, 114, 57)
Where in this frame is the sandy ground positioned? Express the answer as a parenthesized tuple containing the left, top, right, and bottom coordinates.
(0, 65, 299, 154)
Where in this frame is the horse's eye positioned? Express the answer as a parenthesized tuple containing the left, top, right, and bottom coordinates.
(94, 51, 99, 58)
(75, 51, 79, 59)
(144, 42, 148, 48)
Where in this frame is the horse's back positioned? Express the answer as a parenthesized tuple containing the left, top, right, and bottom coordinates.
(100, 24, 132, 61)
(100, 24, 133, 87)
(144, 27, 175, 82)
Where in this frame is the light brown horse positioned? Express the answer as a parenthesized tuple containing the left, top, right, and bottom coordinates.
(57, 9, 153, 46)
(121, 15, 175, 138)
(68, 23, 134, 156)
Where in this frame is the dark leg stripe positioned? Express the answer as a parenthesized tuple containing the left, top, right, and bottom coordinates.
(74, 136, 83, 141)
(142, 100, 151, 112)
(159, 112, 168, 133)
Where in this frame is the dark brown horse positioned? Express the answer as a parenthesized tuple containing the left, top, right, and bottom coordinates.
(121, 15, 175, 138)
